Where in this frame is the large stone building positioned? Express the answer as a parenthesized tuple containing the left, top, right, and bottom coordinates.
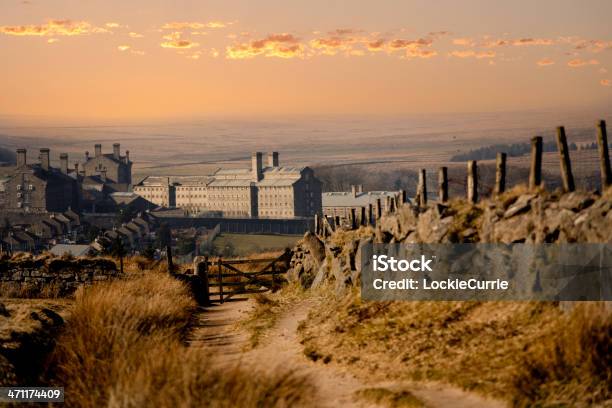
(322, 185, 400, 218)
(1, 148, 79, 213)
(81, 143, 132, 192)
(134, 152, 322, 218)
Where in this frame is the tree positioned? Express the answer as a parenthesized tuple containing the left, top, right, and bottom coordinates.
(142, 244, 156, 260)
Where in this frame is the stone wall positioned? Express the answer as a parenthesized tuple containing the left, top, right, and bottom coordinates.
(0, 255, 119, 296)
(288, 186, 612, 295)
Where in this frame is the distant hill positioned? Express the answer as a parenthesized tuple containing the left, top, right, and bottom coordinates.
(0, 147, 16, 165)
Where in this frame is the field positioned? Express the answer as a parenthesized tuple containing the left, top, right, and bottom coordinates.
(212, 233, 300, 257)
(1, 111, 610, 187)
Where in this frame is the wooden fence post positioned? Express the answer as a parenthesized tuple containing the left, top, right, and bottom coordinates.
(217, 257, 223, 304)
(438, 167, 448, 203)
(556, 126, 575, 192)
(529, 136, 543, 190)
(399, 190, 407, 206)
(596, 120, 611, 188)
(417, 169, 427, 207)
(367, 203, 373, 226)
(335, 215, 341, 230)
(350, 208, 357, 230)
(197, 257, 210, 305)
(467, 160, 478, 203)
(314, 214, 320, 236)
(375, 198, 382, 220)
(495, 152, 506, 195)
(360, 207, 367, 226)
(166, 244, 174, 274)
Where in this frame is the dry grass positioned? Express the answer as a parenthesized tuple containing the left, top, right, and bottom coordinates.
(239, 283, 306, 348)
(45, 272, 313, 407)
(299, 288, 611, 407)
(355, 387, 425, 408)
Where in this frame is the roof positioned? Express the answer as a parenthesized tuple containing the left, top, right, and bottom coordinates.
(49, 244, 92, 257)
(322, 191, 401, 207)
(110, 192, 144, 206)
(207, 179, 254, 187)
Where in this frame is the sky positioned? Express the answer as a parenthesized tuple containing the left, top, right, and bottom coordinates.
(1, 0, 611, 121)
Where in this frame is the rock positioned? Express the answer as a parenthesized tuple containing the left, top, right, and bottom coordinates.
(303, 231, 325, 263)
(504, 194, 535, 218)
(311, 263, 330, 289)
(559, 191, 595, 212)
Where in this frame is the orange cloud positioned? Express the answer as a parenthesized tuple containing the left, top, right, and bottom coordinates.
(161, 32, 199, 49)
(161, 21, 230, 30)
(226, 33, 304, 59)
(537, 58, 555, 66)
(0, 19, 108, 37)
(117, 45, 131, 51)
(568, 58, 599, 68)
(573, 39, 612, 53)
(452, 38, 476, 47)
(450, 50, 496, 59)
(601, 79, 611, 87)
(366, 39, 386, 51)
(129, 32, 144, 38)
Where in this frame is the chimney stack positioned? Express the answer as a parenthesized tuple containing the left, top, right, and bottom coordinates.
(252, 152, 263, 181)
(74, 163, 80, 175)
(16, 148, 26, 167)
(125, 150, 130, 163)
(268, 151, 279, 167)
(113, 143, 120, 159)
(40, 148, 50, 171)
(95, 144, 102, 157)
(351, 185, 357, 197)
(85, 151, 89, 161)
(358, 184, 363, 193)
(100, 169, 107, 182)
(60, 153, 69, 174)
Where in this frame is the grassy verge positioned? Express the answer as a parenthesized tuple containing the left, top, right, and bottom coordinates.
(299, 287, 611, 407)
(238, 283, 307, 349)
(45, 272, 314, 407)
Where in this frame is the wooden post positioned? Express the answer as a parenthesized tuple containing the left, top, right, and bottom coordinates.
(385, 196, 391, 213)
(400, 190, 407, 206)
(314, 213, 319, 236)
(556, 126, 575, 192)
(197, 257, 210, 305)
(335, 215, 341, 230)
(217, 258, 223, 304)
(417, 169, 427, 207)
(529, 136, 543, 190)
(390, 196, 396, 213)
(166, 244, 174, 274)
(360, 207, 367, 226)
(495, 153, 506, 195)
(350, 208, 357, 230)
(367, 203, 373, 225)
(375, 198, 382, 220)
(467, 160, 478, 203)
(438, 167, 448, 203)
(596, 120, 611, 188)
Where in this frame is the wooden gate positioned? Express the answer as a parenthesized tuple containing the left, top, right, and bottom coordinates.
(195, 249, 292, 304)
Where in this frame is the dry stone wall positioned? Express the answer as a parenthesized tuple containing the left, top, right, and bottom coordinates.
(288, 187, 612, 295)
(0, 255, 119, 296)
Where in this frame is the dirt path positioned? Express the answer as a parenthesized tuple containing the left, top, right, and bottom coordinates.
(189, 298, 507, 408)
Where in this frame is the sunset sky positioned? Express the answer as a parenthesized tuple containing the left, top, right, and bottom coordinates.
(1, 0, 611, 120)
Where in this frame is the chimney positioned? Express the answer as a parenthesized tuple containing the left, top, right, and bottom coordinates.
(351, 185, 357, 197)
(74, 163, 80, 175)
(95, 144, 102, 157)
(252, 152, 263, 181)
(17, 148, 26, 167)
(85, 151, 89, 161)
(40, 148, 50, 171)
(268, 151, 279, 167)
(125, 150, 130, 163)
(100, 169, 107, 182)
(113, 143, 120, 159)
(60, 153, 69, 174)
(358, 184, 363, 193)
